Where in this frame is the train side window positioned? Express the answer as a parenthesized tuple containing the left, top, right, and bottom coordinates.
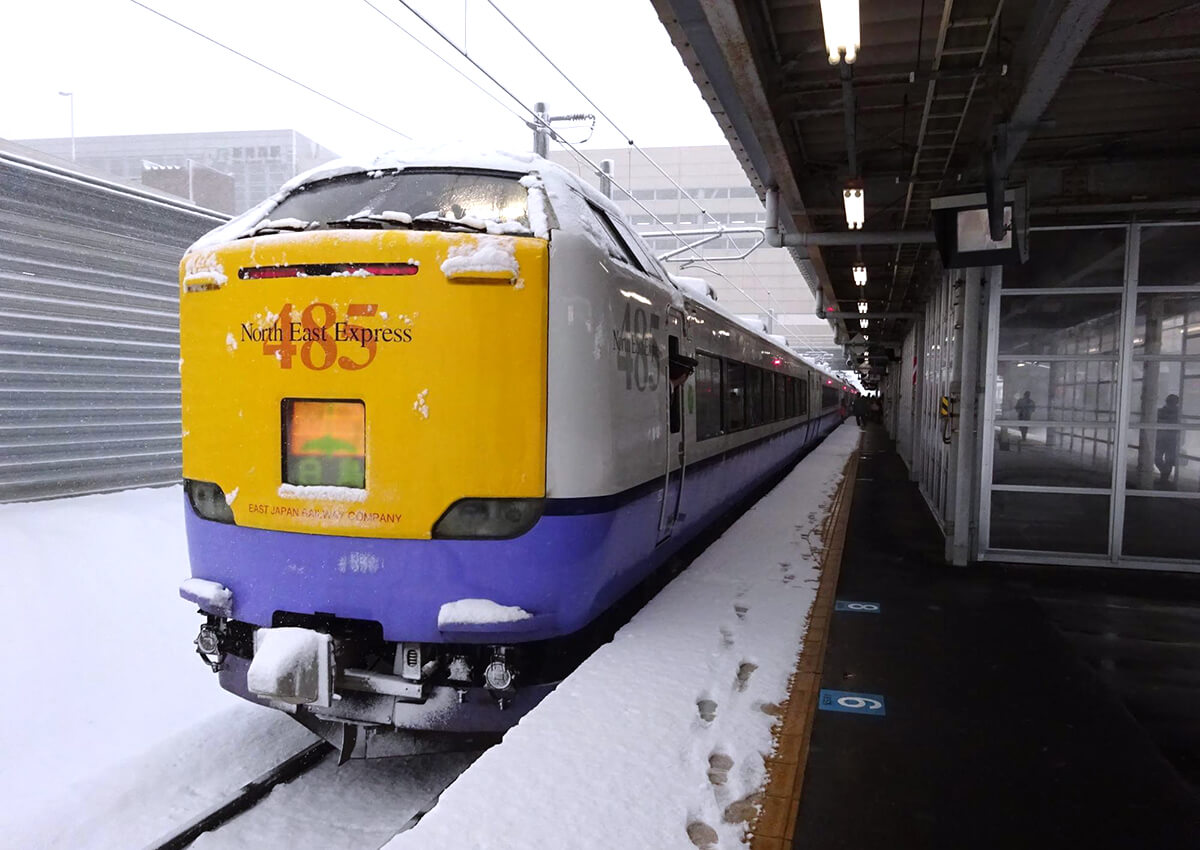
(798, 379, 809, 415)
(775, 374, 787, 421)
(609, 214, 664, 281)
(786, 376, 797, 418)
(584, 202, 647, 275)
(746, 367, 763, 427)
(724, 360, 746, 432)
(696, 352, 723, 440)
(821, 384, 839, 409)
(763, 372, 775, 422)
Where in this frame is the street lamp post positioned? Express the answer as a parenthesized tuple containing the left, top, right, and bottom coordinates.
(57, 91, 75, 161)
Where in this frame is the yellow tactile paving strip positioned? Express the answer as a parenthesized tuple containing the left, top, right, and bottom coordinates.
(750, 445, 860, 850)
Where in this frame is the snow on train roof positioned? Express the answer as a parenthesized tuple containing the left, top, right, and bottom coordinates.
(669, 273, 840, 383)
(183, 145, 844, 385)
(188, 144, 618, 253)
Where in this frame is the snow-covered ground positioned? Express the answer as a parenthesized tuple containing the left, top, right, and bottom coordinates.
(0, 423, 856, 849)
(386, 423, 859, 849)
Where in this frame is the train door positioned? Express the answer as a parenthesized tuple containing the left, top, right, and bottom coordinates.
(658, 307, 694, 542)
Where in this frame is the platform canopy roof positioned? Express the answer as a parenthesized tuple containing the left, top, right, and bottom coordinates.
(650, 0, 1200, 358)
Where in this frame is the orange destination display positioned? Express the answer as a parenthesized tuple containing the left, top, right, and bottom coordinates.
(283, 399, 366, 488)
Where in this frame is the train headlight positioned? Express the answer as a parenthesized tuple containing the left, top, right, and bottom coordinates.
(196, 625, 221, 656)
(483, 659, 515, 692)
(184, 479, 236, 524)
(432, 498, 543, 539)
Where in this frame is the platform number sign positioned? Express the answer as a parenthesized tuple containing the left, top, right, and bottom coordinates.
(818, 689, 887, 716)
(613, 303, 661, 392)
(835, 600, 881, 613)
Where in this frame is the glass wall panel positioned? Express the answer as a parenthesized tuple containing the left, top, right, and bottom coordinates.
(989, 491, 1110, 554)
(1138, 225, 1200, 288)
(992, 427, 1114, 488)
(997, 294, 1123, 355)
(1123, 427, 1200, 492)
(1131, 293, 1200, 358)
(1004, 228, 1126, 289)
(1123, 496, 1200, 560)
(1128, 358, 1200, 427)
(994, 360, 1117, 423)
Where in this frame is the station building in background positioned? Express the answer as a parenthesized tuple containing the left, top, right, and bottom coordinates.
(17, 128, 338, 214)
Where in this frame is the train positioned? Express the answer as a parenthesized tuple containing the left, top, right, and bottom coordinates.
(177, 147, 853, 757)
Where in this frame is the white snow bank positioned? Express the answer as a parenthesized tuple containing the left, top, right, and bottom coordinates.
(438, 599, 533, 628)
(0, 486, 244, 829)
(387, 424, 860, 850)
(440, 236, 519, 278)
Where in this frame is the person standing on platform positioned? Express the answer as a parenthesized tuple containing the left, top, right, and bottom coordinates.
(1015, 391, 1036, 440)
(853, 394, 868, 427)
(1156, 393, 1182, 488)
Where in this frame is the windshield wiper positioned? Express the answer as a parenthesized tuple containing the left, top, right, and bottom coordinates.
(243, 218, 313, 238)
(324, 214, 412, 230)
(410, 214, 488, 233)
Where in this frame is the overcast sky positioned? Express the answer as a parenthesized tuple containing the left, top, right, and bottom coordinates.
(2, 0, 727, 160)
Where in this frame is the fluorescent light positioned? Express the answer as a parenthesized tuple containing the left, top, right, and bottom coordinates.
(857, 301, 868, 313)
(852, 264, 867, 285)
(820, 0, 861, 64)
(859, 319, 869, 329)
(843, 187, 864, 230)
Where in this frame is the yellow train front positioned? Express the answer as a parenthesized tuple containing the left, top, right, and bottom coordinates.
(178, 151, 846, 755)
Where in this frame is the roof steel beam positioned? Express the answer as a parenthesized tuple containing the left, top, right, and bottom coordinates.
(1001, 0, 1114, 173)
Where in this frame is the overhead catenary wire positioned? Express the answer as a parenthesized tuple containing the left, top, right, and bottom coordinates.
(479, 0, 830, 356)
(388, 0, 715, 267)
(129, 0, 412, 141)
(357, 0, 530, 128)
(485, 0, 724, 232)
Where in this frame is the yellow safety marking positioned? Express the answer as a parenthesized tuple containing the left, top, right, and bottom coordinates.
(749, 443, 860, 849)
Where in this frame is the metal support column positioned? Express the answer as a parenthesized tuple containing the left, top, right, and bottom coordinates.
(949, 266, 987, 565)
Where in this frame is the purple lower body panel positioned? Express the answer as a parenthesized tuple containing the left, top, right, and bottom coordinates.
(184, 415, 842, 644)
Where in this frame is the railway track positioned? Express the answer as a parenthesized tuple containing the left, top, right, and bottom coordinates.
(141, 739, 464, 850)
(143, 741, 335, 850)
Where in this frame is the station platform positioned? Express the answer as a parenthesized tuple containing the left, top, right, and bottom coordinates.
(777, 425, 1200, 849)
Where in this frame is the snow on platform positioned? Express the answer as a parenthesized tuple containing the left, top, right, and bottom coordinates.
(0, 424, 856, 849)
(386, 424, 860, 850)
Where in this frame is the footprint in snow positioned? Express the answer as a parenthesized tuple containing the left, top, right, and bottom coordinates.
(734, 603, 749, 621)
(707, 751, 734, 786)
(697, 698, 718, 723)
(686, 821, 719, 849)
(719, 626, 734, 649)
(723, 792, 762, 825)
(735, 661, 758, 692)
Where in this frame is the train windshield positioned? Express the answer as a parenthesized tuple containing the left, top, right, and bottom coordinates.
(257, 169, 530, 234)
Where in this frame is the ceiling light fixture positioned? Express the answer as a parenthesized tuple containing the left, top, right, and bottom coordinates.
(843, 186, 864, 230)
(853, 264, 867, 286)
(820, 0, 861, 64)
(857, 301, 868, 313)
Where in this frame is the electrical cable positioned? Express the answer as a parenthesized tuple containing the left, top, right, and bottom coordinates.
(484, 0, 724, 231)
(129, 0, 412, 141)
(479, 0, 830, 356)
(390, 0, 715, 268)
(357, 0, 530, 127)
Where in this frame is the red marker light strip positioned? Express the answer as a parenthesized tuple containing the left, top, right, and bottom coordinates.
(239, 263, 418, 279)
